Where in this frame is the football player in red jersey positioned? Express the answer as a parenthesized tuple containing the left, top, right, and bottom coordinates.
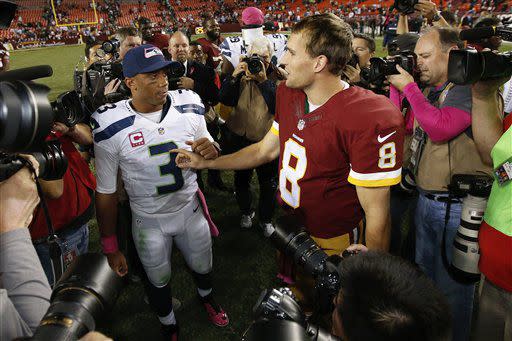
(196, 17, 224, 72)
(173, 14, 404, 252)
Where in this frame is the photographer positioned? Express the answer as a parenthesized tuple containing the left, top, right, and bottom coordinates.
(470, 77, 510, 341)
(218, 36, 280, 233)
(343, 33, 375, 85)
(103, 27, 142, 102)
(30, 122, 96, 286)
(387, 27, 492, 341)
(0, 156, 52, 340)
(332, 251, 452, 341)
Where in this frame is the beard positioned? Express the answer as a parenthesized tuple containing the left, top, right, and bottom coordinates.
(206, 30, 220, 41)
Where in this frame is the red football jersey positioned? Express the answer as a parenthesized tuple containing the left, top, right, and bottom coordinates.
(272, 83, 404, 238)
(197, 37, 224, 70)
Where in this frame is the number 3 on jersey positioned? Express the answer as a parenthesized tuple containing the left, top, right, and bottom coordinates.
(149, 141, 184, 195)
(280, 139, 307, 208)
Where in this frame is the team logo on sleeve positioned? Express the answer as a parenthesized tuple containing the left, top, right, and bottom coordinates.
(129, 131, 145, 147)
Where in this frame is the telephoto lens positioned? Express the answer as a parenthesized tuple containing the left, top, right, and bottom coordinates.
(30, 253, 123, 341)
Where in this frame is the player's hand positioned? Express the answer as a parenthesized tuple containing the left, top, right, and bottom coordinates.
(414, 0, 437, 20)
(186, 138, 219, 160)
(104, 78, 121, 95)
(171, 148, 209, 169)
(178, 76, 194, 90)
(343, 64, 361, 84)
(106, 250, 128, 277)
(387, 65, 415, 92)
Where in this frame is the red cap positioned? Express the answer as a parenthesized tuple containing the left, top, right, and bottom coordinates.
(242, 7, 264, 26)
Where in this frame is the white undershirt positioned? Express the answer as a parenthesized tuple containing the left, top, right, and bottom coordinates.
(307, 80, 350, 113)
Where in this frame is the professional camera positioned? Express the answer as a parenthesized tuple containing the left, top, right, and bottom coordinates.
(445, 174, 493, 283)
(447, 49, 512, 85)
(168, 60, 186, 90)
(0, 141, 67, 181)
(243, 54, 265, 75)
(242, 287, 340, 341)
(367, 51, 418, 84)
(99, 38, 120, 57)
(0, 65, 80, 181)
(267, 215, 345, 314)
(29, 253, 123, 340)
(346, 53, 359, 68)
(51, 90, 85, 127)
(393, 0, 418, 14)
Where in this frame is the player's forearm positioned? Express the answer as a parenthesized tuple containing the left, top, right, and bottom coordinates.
(95, 192, 119, 237)
(205, 141, 275, 170)
(365, 211, 391, 251)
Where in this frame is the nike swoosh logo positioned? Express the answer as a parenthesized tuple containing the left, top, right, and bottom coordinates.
(377, 131, 397, 143)
(193, 204, 200, 213)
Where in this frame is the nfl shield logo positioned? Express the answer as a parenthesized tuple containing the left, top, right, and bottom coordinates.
(158, 127, 165, 135)
(297, 119, 306, 131)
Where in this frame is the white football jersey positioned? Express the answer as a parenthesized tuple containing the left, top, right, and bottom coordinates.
(220, 35, 248, 69)
(265, 33, 288, 65)
(92, 89, 213, 216)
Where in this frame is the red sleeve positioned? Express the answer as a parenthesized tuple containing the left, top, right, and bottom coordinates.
(504, 114, 512, 132)
(347, 112, 404, 187)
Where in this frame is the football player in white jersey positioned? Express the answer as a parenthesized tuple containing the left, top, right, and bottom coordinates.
(92, 45, 228, 339)
(264, 21, 288, 66)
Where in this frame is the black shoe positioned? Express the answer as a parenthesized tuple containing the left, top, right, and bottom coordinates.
(161, 323, 179, 341)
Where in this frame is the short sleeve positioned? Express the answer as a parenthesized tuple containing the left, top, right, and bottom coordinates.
(94, 142, 119, 194)
(441, 84, 472, 113)
(347, 124, 404, 187)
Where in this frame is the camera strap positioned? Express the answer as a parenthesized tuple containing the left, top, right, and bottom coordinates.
(23, 158, 64, 287)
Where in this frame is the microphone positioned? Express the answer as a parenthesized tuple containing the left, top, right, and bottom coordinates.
(0, 65, 53, 82)
(460, 26, 512, 42)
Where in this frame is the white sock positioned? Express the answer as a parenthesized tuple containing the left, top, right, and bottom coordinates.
(197, 287, 212, 298)
(158, 309, 176, 325)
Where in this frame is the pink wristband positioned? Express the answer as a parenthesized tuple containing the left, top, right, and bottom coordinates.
(101, 235, 119, 254)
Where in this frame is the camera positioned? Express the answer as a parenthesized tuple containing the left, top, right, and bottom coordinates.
(346, 53, 359, 68)
(29, 253, 123, 340)
(242, 288, 340, 341)
(242, 214, 361, 340)
(0, 66, 81, 181)
(243, 54, 265, 75)
(446, 174, 493, 283)
(447, 49, 512, 85)
(167, 61, 186, 90)
(99, 38, 120, 57)
(367, 51, 418, 84)
(393, 0, 418, 14)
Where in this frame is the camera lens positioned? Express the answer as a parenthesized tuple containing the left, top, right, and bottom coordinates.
(0, 81, 54, 152)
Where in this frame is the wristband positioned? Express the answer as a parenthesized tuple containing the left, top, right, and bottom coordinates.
(101, 235, 119, 254)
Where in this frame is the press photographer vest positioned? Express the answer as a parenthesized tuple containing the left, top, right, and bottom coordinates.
(414, 83, 492, 192)
(226, 78, 274, 142)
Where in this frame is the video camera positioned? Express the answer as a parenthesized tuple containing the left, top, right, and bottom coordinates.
(28, 253, 123, 340)
(168, 61, 186, 90)
(448, 27, 512, 85)
(0, 65, 89, 181)
(243, 215, 359, 341)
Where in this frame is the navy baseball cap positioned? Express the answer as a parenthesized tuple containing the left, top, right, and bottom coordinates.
(122, 44, 172, 78)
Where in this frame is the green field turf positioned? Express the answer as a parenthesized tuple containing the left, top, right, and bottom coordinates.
(8, 36, 511, 340)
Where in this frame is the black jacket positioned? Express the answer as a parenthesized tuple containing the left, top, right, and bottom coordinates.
(185, 60, 219, 107)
